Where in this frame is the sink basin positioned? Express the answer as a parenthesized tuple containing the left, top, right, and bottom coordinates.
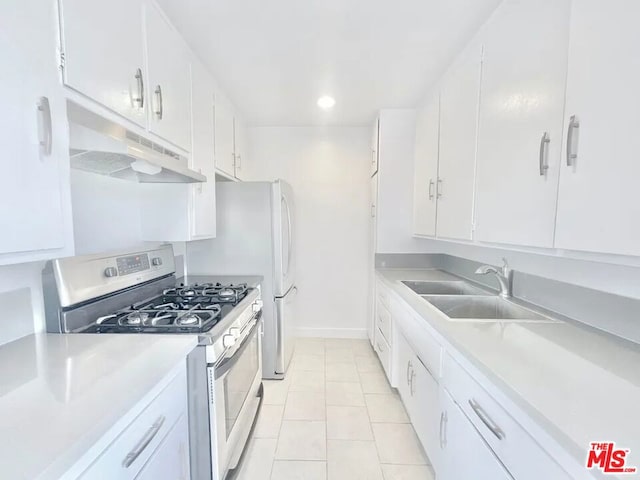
(402, 280, 490, 296)
(424, 296, 554, 322)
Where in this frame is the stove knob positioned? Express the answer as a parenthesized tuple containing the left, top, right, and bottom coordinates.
(104, 267, 118, 278)
(222, 334, 236, 349)
(151, 257, 163, 266)
(252, 300, 263, 313)
(229, 327, 240, 338)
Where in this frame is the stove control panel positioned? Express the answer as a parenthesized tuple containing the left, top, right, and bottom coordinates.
(116, 254, 150, 276)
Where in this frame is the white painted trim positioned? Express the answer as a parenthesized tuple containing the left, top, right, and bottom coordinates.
(295, 327, 368, 339)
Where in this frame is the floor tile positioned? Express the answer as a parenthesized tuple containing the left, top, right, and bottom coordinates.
(351, 339, 376, 357)
(263, 379, 291, 405)
(327, 406, 373, 440)
(324, 338, 359, 348)
(359, 371, 393, 394)
(325, 381, 365, 407)
(365, 394, 409, 423)
(327, 440, 384, 480)
(381, 464, 435, 480)
(291, 354, 325, 372)
(372, 423, 427, 465)
(289, 369, 325, 392)
(294, 338, 325, 356)
(270, 461, 326, 480)
(275, 421, 327, 461)
(325, 346, 356, 363)
(326, 362, 360, 382)
(236, 438, 277, 480)
(254, 404, 284, 438)
(355, 355, 383, 374)
(284, 391, 326, 421)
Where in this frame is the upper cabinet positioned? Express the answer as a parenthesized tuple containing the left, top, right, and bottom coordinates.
(371, 117, 380, 176)
(436, 41, 482, 241)
(0, 0, 73, 264)
(59, 0, 147, 128)
(233, 115, 249, 180)
(214, 88, 237, 177)
(554, 0, 640, 257)
(474, 0, 571, 248)
(145, 3, 192, 151)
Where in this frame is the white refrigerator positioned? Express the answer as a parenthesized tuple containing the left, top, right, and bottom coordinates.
(186, 180, 297, 379)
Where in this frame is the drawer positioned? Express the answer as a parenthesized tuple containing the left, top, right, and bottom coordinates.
(80, 364, 188, 480)
(374, 327, 391, 381)
(375, 299, 392, 345)
(376, 279, 390, 309)
(442, 354, 571, 480)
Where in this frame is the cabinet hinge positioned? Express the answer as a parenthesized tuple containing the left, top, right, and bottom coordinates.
(58, 50, 66, 70)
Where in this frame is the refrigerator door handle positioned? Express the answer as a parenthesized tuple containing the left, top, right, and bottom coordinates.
(281, 193, 293, 278)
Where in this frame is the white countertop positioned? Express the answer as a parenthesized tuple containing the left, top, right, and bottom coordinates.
(377, 268, 640, 480)
(0, 333, 198, 480)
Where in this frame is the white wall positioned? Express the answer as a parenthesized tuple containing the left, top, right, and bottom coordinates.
(248, 126, 371, 337)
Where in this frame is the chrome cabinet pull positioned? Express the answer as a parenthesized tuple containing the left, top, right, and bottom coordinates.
(236, 154, 242, 170)
(37, 97, 52, 156)
(539, 131, 550, 176)
(468, 399, 505, 440)
(370, 204, 376, 218)
(154, 85, 163, 120)
(566, 115, 580, 166)
(122, 415, 166, 468)
(428, 179, 435, 200)
(439, 411, 447, 449)
(406, 360, 412, 386)
(409, 369, 416, 396)
(436, 178, 443, 199)
(134, 68, 144, 108)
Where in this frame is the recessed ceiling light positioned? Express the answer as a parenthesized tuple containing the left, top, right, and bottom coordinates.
(317, 95, 336, 109)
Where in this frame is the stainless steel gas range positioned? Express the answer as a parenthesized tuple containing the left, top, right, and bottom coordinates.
(43, 245, 263, 480)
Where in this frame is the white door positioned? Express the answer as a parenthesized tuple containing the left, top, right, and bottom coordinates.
(0, 0, 70, 258)
(412, 357, 441, 472)
(440, 391, 513, 480)
(190, 59, 216, 239)
(371, 117, 380, 176)
(413, 93, 440, 237)
(145, 3, 192, 151)
(555, 0, 640, 257)
(59, 0, 146, 127)
(214, 89, 236, 176)
(135, 415, 190, 480)
(436, 41, 482, 241)
(474, 0, 571, 248)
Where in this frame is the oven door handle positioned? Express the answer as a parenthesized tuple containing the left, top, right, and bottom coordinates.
(212, 314, 261, 379)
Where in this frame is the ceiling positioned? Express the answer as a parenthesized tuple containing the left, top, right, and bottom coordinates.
(156, 0, 502, 126)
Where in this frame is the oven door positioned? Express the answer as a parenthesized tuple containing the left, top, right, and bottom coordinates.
(209, 314, 263, 479)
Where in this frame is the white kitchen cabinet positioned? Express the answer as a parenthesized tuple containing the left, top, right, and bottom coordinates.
(59, 0, 147, 128)
(440, 389, 514, 480)
(371, 117, 380, 176)
(0, 0, 73, 263)
(474, 0, 571, 248)
(233, 115, 249, 180)
(413, 93, 440, 237)
(214, 89, 237, 177)
(554, 0, 640, 257)
(145, 2, 192, 152)
(135, 414, 190, 480)
(436, 41, 482, 241)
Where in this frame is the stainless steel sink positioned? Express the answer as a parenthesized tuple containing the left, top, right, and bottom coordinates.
(423, 296, 555, 322)
(402, 280, 491, 296)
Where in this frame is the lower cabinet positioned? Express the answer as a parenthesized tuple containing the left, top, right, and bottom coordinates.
(135, 414, 190, 480)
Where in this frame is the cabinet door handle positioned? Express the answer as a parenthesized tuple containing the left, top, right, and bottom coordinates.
(370, 204, 376, 218)
(539, 131, 550, 176)
(409, 369, 416, 396)
(428, 179, 435, 200)
(134, 68, 144, 108)
(236, 154, 242, 170)
(406, 360, 412, 386)
(154, 85, 163, 120)
(122, 415, 166, 468)
(436, 178, 443, 199)
(37, 97, 52, 156)
(439, 411, 447, 449)
(468, 399, 505, 440)
(372, 149, 377, 166)
(566, 115, 580, 166)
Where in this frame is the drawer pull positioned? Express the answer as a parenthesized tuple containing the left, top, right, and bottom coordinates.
(439, 411, 447, 449)
(406, 360, 412, 386)
(468, 399, 505, 440)
(122, 415, 166, 468)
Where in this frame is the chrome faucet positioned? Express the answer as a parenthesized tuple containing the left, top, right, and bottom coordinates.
(475, 258, 513, 298)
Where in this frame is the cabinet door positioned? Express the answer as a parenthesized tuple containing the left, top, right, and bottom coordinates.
(413, 94, 440, 237)
(436, 42, 482, 241)
(59, 0, 146, 127)
(190, 59, 216, 239)
(145, 3, 192, 151)
(233, 115, 248, 180)
(136, 414, 190, 480)
(214, 89, 236, 176)
(412, 358, 440, 472)
(371, 117, 380, 176)
(555, 0, 640, 257)
(395, 330, 415, 408)
(0, 0, 70, 259)
(475, 0, 571, 248)
(441, 391, 513, 480)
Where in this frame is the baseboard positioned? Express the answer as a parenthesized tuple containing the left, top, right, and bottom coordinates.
(295, 327, 368, 339)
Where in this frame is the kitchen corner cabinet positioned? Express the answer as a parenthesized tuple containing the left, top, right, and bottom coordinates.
(145, 2, 192, 152)
(0, 0, 73, 264)
(554, 0, 640, 257)
(214, 88, 237, 177)
(233, 115, 249, 180)
(474, 0, 571, 248)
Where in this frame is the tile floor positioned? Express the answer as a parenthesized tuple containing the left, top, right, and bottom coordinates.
(236, 338, 436, 480)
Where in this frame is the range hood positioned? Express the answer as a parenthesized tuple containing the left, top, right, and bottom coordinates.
(67, 102, 206, 183)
